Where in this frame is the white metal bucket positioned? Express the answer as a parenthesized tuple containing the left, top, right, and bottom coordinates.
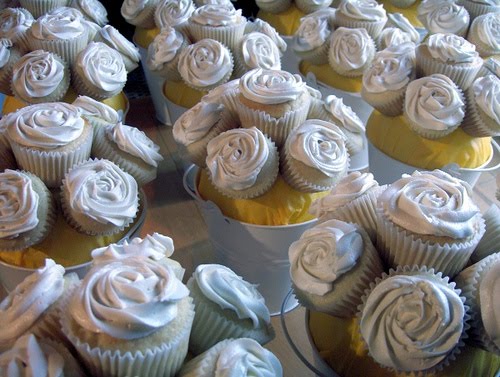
(183, 165, 318, 315)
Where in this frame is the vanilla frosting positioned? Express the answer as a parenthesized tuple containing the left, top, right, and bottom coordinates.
(379, 169, 480, 238)
(121, 0, 155, 21)
(98, 25, 140, 65)
(424, 33, 480, 64)
(63, 159, 138, 227)
(12, 50, 66, 99)
(0, 38, 11, 69)
(147, 27, 184, 71)
(69, 256, 189, 339)
(418, 1, 470, 35)
(7, 102, 85, 149)
(329, 27, 375, 73)
(189, 4, 245, 27)
(337, 0, 387, 22)
(105, 122, 163, 167)
(0, 259, 64, 344)
(405, 74, 465, 132)
(288, 120, 348, 177)
(385, 13, 420, 44)
(72, 95, 120, 124)
(206, 127, 270, 191)
(323, 95, 365, 133)
(472, 12, 500, 52)
(0, 7, 33, 41)
(154, 0, 194, 29)
(70, 0, 108, 26)
(246, 19, 287, 54)
(31, 7, 86, 40)
(482, 57, 500, 77)
(193, 264, 271, 327)
(173, 101, 224, 145)
(360, 273, 465, 372)
(293, 14, 331, 52)
(480, 260, 500, 349)
(473, 75, 500, 124)
(289, 220, 364, 296)
(377, 27, 412, 50)
(240, 32, 281, 70)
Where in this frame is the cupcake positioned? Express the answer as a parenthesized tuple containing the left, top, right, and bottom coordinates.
(233, 31, 281, 78)
(467, 12, 500, 58)
(120, 0, 158, 29)
(94, 25, 141, 73)
(295, 0, 332, 14)
(281, 119, 349, 192)
(72, 94, 121, 131)
(154, 0, 195, 34)
(91, 122, 164, 186)
(384, 12, 421, 44)
(461, 0, 500, 21)
(146, 26, 187, 81)
(470, 204, 500, 263)
(178, 338, 283, 377)
(334, 0, 388, 40)
(11, 49, 70, 104)
(255, 0, 292, 14)
(0, 38, 22, 96)
(376, 169, 485, 278)
(376, 27, 413, 50)
(186, 264, 275, 355)
(244, 18, 288, 57)
(292, 10, 332, 65)
(6, 102, 93, 188)
(62, 256, 194, 377)
(0, 7, 33, 51)
(19, 0, 68, 18)
(417, 0, 470, 37)
(289, 219, 384, 317)
(69, 0, 108, 26)
(404, 74, 465, 139)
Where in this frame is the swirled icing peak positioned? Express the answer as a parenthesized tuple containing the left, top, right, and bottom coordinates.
(98, 25, 140, 64)
(189, 4, 245, 27)
(378, 27, 413, 50)
(293, 13, 331, 52)
(289, 219, 364, 296)
(147, 26, 184, 71)
(154, 0, 195, 29)
(72, 95, 120, 125)
(329, 27, 375, 73)
(246, 18, 287, 54)
(473, 75, 500, 124)
(323, 95, 365, 133)
(337, 0, 387, 22)
(386, 13, 420, 43)
(70, 0, 108, 26)
(31, 7, 86, 40)
(417, 0, 470, 35)
(241, 32, 281, 71)
(472, 12, 500, 53)
(480, 259, 500, 349)
(193, 264, 271, 327)
(121, 0, 156, 21)
(173, 100, 224, 145)
(424, 33, 479, 63)
(0, 8, 33, 41)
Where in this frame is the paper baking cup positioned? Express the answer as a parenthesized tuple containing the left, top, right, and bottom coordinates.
(404, 114, 460, 140)
(19, 0, 67, 18)
(461, 85, 500, 137)
(294, 42, 330, 66)
(462, 1, 498, 21)
(0, 49, 21, 97)
(361, 87, 406, 117)
(188, 22, 246, 51)
(123, 4, 156, 29)
(470, 204, 500, 263)
(334, 16, 386, 40)
(72, 67, 125, 101)
(28, 31, 89, 65)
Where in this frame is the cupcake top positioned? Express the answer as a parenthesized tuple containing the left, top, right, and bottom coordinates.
(293, 12, 332, 53)
(189, 3, 245, 27)
(421, 33, 480, 64)
(104, 122, 163, 167)
(472, 75, 500, 124)
(206, 127, 271, 192)
(286, 119, 349, 177)
(30, 7, 87, 41)
(97, 25, 141, 66)
(0, 38, 12, 69)
(478, 256, 500, 349)
(154, 0, 195, 29)
(0, 259, 64, 345)
(69, 0, 108, 26)
(72, 95, 120, 125)
(239, 32, 281, 71)
(378, 169, 480, 238)
(481, 57, 500, 77)
(404, 74, 465, 133)
(121, 0, 156, 25)
(469, 12, 500, 55)
(192, 264, 271, 327)
(417, 0, 470, 35)
(69, 256, 189, 339)
(329, 27, 376, 75)
(336, 0, 387, 23)
(6, 102, 85, 149)
(377, 27, 413, 50)
(385, 12, 420, 44)
(245, 18, 287, 55)
(62, 159, 139, 228)
(322, 95, 365, 134)
(147, 26, 185, 72)
(0, 7, 33, 41)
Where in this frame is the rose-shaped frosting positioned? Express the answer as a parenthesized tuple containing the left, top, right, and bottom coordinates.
(69, 257, 189, 339)
(0, 259, 64, 344)
(418, 1, 470, 35)
(473, 75, 500, 124)
(31, 7, 86, 40)
(480, 261, 500, 349)
(247, 19, 287, 54)
(70, 0, 108, 26)
(293, 14, 331, 52)
(377, 28, 413, 50)
(473, 12, 500, 52)
(7, 102, 85, 149)
(0, 334, 65, 377)
(193, 264, 271, 327)
(404, 74, 465, 132)
(0, 8, 33, 40)
(154, 0, 195, 29)
(329, 27, 375, 72)
(240, 32, 281, 70)
(360, 273, 465, 371)
(379, 169, 481, 238)
(323, 95, 365, 133)
(386, 12, 420, 44)
(121, 0, 155, 20)
(0, 38, 11, 69)
(76, 42, 127, 92)
(147, 27, 184, 71)
(239, 68, 306, 105)
(178, 39, 233, 89)
(288, 120, 348, 177)
(483, 57, 500, 77)
(98, 25, 140, 64)
(206, 127, 269, 191)
(12, 50, 66, 98)
(189, 4, 244, 27)
(289, 220, 363, 296)
(72, 95, 120, 124)
(337, 0, 387, 22)
(424, 33, 479, 63)
(106, 122, 163, 167)
(63, 159, 138, 227)
(173, 101, 224, 145)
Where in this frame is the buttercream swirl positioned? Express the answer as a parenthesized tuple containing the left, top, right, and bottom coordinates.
(473, 12, 500, 52)
(70, 0, 108, 26)
(64, 159, 138, 227)
(480, 261, 500, 349)
(473, 75, 500, 124)
(173, 101, 224, 145)
(69, 256, 189, 339)
(386, 12, 420, 43)
(193, 264, 271, 327)
(12, 50, 66, 98)
(7, 102, 84, 149)
(31, 7, 86, 40)
(106, 122, 163, 167)
(178, 39, 232, 89)
(241, 32, 281, 70)
(0, 8, 33, 41)
(418, 0, 470, 35)
(404, 74, 465, 132)
(98, 25, 141, 64)
(288, 120, 348, 177)
(121, 0, 155, 20)
(377, 27, 412, 50)
(337, 0, 387, 22)
(482, 57, 500, 77)
(0, 259, 64, 344)
(147, 27, 184, 71)
(189, 4, 244, 27)
(379, 169, 480, 238)
(206, 127, 269, 191)
(0, 39, 11, 69)
(247, 19, 287, 54)
(424, 33, 479, 63)
(289, 220, 363, 296)
(154, 0, 194, 29)
(72, 95, 120, 124)
(329, 27, 375, 72)
(323, 95, 365, 133)
(360, 273, 465, 372)
(293, 14, 331, 52)
(239, 68, 306, 105)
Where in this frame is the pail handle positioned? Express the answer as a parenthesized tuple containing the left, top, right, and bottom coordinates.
(443, 139, 500, 174)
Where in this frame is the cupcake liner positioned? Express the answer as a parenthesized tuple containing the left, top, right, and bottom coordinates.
(294, 0, 331, 14)
(123, 4, 157, 29)
(28, 30, 89, 66)
(19, 0, 68, 18)
(40, 338, 86, 377)
(93, 34, 139, 73)
(0, 48, 22, 97)
(147, 40, 188, 82)
(307, 96, 325, 119)
(462, 1, 497, 21)
(11, 31, 31, 53)
(72, 66, 124, 101)
(255, 0, 292, 14)
(202, 85, 241, 119)
(295, 42, 330, 66)
(470, 204, 500, 263)
(188, 21, 247, 51)
(468, 30, 498, 59)
(405, 114, 460, 139)
(334, 16, 386, 40)
(361, 86, 406, 117)
(461, 84, 500, 137)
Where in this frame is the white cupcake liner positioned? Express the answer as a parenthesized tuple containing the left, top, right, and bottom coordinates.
(405, 114, 460, 139)
(72, 66, 124, 101)
(307, 97, 325, 119)
(28, 30, 89, 66)
(461, 85, 500, 137)
(19, 0, 68, 18)
(470, 204, 500, 263)
(462, 1, 497, 21)
(123, 4, 157, 29)
(361, 87, 406, 117)
(11, 31, 31, 53)
(0, 48, 21, 96)
(256, 0, 292, 14)
(40, 338, 86, 377)
(188, 22, 247, 51)
(294, 42, 330, 66)
(334, 16, 386, 40)
(203, 86, 241, 119)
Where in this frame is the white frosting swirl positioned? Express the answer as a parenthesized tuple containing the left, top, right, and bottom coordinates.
(193, 264, 271, 327)
(31, 7, 86, 40)
(323, 95, 365, 133)
(98, 25, 140, 64)
(105, 122, 163, 167)
(147, 27, 184, 72)
(289, 220, 364, 296)
(63, 159, 138, 227)
(154, 0, 194, 29)
(379, 169, 480, 238)
(473, 75, 500, 124)
(404, 74, 465, 132)
(0, 8, 33, 41)
(386, 12, 420, 43)
(424, 33, 479, 63)
(480, 261, 500, 349)
(329, 27, 375, 73)
(247, 19, 287, 54)
(0, 259, 64, 344)
(0, 38, 11, 69)
(69, 257, 189, 339)
(473, 12, 500, 52)
(360, 273, 465, 372)
(294, 14, 331, 52)
(206, 127, 270, 191)
(173, 101, 224, 145)
(377, 27, 412, 50)
(240, 32, 281, 70)
(337, 0, 387, 22)
(418, 1, 470, 35)
(70, 0, 108, 26)
(482, 57, 500, 77)
(72, 95, 120, 125)
(288, 120, 348, 177)
(189, 4, 245, 27)
(7, 102, 84, 149)
(121, 0, 155, 20)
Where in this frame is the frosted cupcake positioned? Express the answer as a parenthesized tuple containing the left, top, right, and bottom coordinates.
(120, 0, 158, 28)
(154, 0, 195, 34)
(206, 127, 279, 199)
(69, 0, 108, 26)
(376, 169, 485, 278)
(19, 0, 67, 18)
(0, 38, 22, 96)
(0, 7, 33, 51)
(199, 78, 241, 118)
(72, 95, 121, 131)
(417, 0, 470, 37)
(376, 27, 413, 50)
(467, 12, 500, 58)
(404, 74, 465, 139)
(289, 219, 384, 317)
(62, 256, 194, 377)
(281, 119, 349, 192)
(461, 0, 500, 21)
(477, 56, 500, 79)
(292, 10, 332, 65)
(244, 18, 288, 58)
(60, 158, 139, 236)
(92, 122, 164, 186)
(233, 32, 281, 78)
(146, 26, 187, 81)
(334, 0, 388, 40)
(384, 12, 421, 44)
(11, 49, 70, 104)
(470, 204, 500, 263)
(94, 25, 141, 73)
(6, 102, 93, 188)
(178, 338, 283, 377)
(186, 264, 275, 355)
